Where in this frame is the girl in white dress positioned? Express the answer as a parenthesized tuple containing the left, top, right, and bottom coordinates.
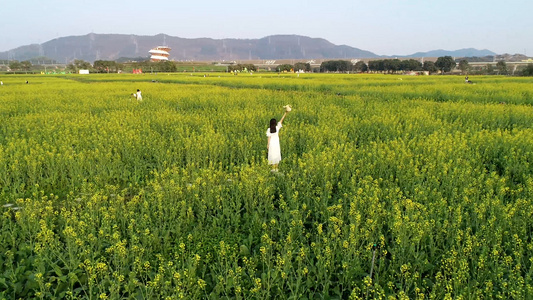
(266, 110, 288, 172)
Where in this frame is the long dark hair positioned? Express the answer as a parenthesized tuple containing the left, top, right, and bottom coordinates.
(269, 118, 277, 133)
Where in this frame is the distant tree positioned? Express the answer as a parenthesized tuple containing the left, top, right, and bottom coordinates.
(353, 61, 368, 72)
(522, 64, 533, 76)
(293, 62, 311, 72)
(247, 64, 258, 72)
(244, 64, 257, 72)
(320, 61, 332, 72)
(337, 60, 353, 72)
(369, 59, 420, 73)
(94, 60, 118, 73)
(496, 60, 508, 75)
(384, 59, 401, 73)
(75, 59, 92, 70)
(8, 61, 22, 71)
(19, 60, 32, 72)
(382, 60, 392, 73)
(399, 60, 408, 71)
(435, 56, 456, 74)
(158, 61, 177, 72)
(228, 64, 257, 72)
(93, 60, 107, 73)
(458, 60, 470, 74)
(412, 59, 423, 71)
(67, 59, 92, 72)
(320, 60, 352, 72)
(400, 59, 423, 71)
(66, 63, 76, 73)
(277, 64, 293, 72)
(423, 61, 438, 73)
(485, 64, 495, 75)
(368, 60, 384, 72)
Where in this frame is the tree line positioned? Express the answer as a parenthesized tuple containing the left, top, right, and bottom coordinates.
(318, 57, 456, 74)
(228, 64, 257, 72)
(4, 57, 533, 76)
(456, 59, 533, 76)
(277, 62, 312, 72)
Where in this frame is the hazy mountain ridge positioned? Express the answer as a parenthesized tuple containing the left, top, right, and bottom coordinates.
(0, 33, 497, 62)
(402, 48, 497, 58)
(0, 34, 378, 62)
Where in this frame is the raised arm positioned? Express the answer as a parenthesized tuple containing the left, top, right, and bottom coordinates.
(279, 111, 288, 125)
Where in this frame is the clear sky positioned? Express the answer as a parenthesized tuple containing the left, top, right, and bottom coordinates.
(1, 0, 531, 56)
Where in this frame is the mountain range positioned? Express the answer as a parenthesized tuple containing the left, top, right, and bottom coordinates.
(0, 33, 497, 62)
(401, 48, 496, 58)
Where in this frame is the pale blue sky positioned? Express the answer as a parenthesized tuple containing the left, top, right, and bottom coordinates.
(1, 0, 531, 55)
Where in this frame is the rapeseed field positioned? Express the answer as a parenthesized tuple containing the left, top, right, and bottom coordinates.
(1, 73, 533, 299)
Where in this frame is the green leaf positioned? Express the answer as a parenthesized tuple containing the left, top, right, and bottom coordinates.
(53, 265, 64, 277)
(239, 245, 250, 256)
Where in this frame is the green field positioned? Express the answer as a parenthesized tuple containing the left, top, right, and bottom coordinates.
(1, 73, 533, 299)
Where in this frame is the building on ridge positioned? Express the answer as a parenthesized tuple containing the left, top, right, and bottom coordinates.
(149, 46, 171, 62)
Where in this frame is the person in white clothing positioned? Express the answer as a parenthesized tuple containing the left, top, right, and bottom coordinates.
(135, 89, 142, 101)
(266, 110, 289, 172)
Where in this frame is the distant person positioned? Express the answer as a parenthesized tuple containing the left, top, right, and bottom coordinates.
(133, 89, 142, 101)
(465, 76, 469, 83)
(26, 80, 28, 84)
(266, 106, 290, 172)
(0, 81, 3, 86)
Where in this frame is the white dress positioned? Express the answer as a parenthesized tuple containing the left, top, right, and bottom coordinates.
(136, 91, 142, 101)
(266, 122, 282, 164)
